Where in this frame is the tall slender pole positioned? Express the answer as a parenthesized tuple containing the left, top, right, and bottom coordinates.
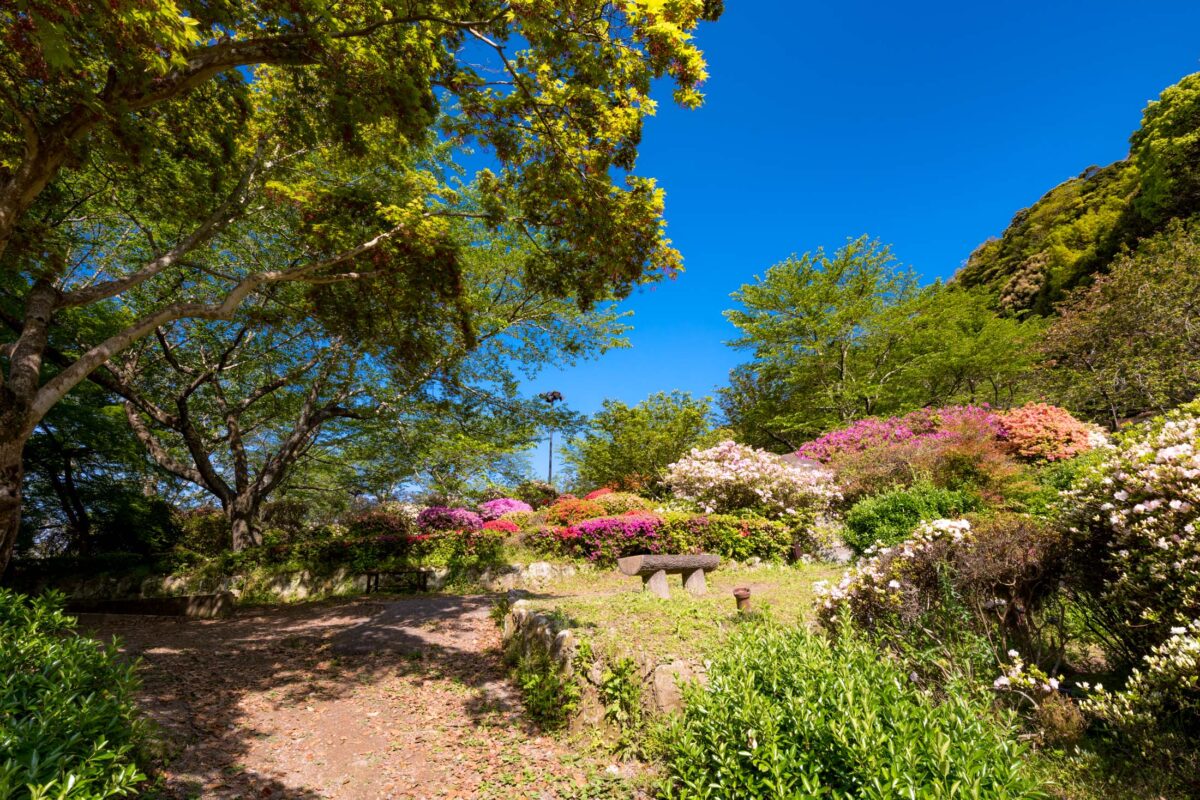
(538, 390, 564, 487)
(548, 430, 554, 484)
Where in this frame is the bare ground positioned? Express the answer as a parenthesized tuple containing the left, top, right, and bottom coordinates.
(78, 595, 608, 800)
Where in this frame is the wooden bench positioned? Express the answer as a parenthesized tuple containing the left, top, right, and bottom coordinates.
(364, 569, 431, 594)
(617, 554, 720, 599)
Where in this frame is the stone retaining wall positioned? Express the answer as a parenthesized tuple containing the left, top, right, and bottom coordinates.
(499, 593, 708, 729)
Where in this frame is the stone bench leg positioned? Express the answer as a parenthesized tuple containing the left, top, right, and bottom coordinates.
(643, 569, 670, 599)
(682, 568, 707, 596)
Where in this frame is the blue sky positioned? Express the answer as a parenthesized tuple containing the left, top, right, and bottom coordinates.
(524, 0, 1200, 466)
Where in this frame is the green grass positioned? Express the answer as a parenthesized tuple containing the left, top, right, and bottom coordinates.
(522, 561, 840, 662)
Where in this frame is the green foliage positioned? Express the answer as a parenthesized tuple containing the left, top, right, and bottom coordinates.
(0, 590, 145, 799)
(1038, 219, 1200, 424)
(174, 508, 229, 559)
(722, 238, 1040, 448)
(659, 513, 793, 562)
(660, 619, 1046, 799)
(514, 648, 581, 731)
(563, 392, 712, 494)
(958, 72, 1200, 314)
(843, 482, 982, 553)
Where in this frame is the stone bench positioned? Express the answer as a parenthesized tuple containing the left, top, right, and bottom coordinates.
(364, 569, 431, 594)
(617, 554, 720, 599)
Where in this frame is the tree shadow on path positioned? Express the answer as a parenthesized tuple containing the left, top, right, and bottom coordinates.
(77, 593, 580, 800)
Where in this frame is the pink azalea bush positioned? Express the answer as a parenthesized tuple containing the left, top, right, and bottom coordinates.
(416, 506, 483, 533)
(664, 440, 839, 520)
(998, 403, 1093, 462)
(478, 497, 533, 521)
(797, 406, 1004, 462)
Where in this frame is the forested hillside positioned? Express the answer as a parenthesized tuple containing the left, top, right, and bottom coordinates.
(956, 72, 1200, 314)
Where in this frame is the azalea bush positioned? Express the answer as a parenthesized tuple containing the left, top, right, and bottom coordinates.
(797, 405, 1005, 462)
(0, 590, 146, 799)
(541, 497, 606, 527)
(660, 619, 1044, 799)
(514, 479, 559, 509)
(416, 506, 484, 533)
(1082, 619, 1200, 789)
(808, 409, 1026, 503)
(528, 511, 792, 565)
(478, 497, 533, 520)
(664, 440, 839, 521)
(482, 519, 520, 534)
(346, 507, 416, 538)
(1064, 401, 1200, 666)
(817, 515, 1070, 670)
(999, 403, 1094, 462)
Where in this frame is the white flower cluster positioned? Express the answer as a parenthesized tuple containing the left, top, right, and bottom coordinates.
(1068, 409, 1200, 641)
(1082, 619, 1200, 729)
(664, 440, 840, 519)
(814, 518, 972, 613)
(992, 650, 1063, 697)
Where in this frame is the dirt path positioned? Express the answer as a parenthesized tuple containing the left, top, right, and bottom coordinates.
(80, 595, 604, 799)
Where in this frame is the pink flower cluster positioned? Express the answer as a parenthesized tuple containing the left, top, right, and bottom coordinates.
(416, 506, 483, 533)
(477, 497, 533, 520)
(797, 406, 1004, 462)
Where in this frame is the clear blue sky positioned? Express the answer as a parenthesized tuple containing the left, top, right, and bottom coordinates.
(525, 0, 1200, 465)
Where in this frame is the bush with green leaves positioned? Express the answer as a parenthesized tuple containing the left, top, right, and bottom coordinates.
(0, 590, 146, 799)
(660, 619, 1046, 799)
(843, 481, 982, 553)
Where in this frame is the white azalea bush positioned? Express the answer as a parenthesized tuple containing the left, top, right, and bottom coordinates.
(1082, 619, 1200, 782)
(1064, 401, 1200, 663)
(664, 440, 840, 522)
(815, 518, 972, 629)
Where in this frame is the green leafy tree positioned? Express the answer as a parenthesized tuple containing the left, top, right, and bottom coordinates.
(1038, 220, 1200, 427)
(563, 391, 712, 493)
(0, 0, 722, 571)
(722, 238, 1040, 448)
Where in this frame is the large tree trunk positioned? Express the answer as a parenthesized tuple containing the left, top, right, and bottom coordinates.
(227, 494, 261, 551)
(0, 433, 27, 575)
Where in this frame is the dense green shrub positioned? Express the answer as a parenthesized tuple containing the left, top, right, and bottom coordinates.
(514, 479, 559, 509)
(0, 590, 145, 799)
(660, 620, 1045, 799)
(659, 513, 791, 562)
(843, 481, 981, 553)
(174, 506, 229, 558)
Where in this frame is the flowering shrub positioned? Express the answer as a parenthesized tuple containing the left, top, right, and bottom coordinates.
(665, 440, 839, 520)
(541, 497, 606, 527)
(816, 518, 974, 629)
(482, 519, 520, 534)
(793, 406, 1025, 503)
(1081, 619, 1200, 784)
(593, 491, 653, 515)
(583, 487, 614, 500)
(558, 514, 665, 564)
(1064, 401, 1200, 662)
(817, 515, 1069, 667)
(999, 403, 1093, 461)
(416, 506, 483, 533)
(797, 406, 1005, 462)
(527, 511, 792, 565)
(478, 497, 533, 520)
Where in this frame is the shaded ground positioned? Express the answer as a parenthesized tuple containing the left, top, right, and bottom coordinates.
(79, 595, 609, 800)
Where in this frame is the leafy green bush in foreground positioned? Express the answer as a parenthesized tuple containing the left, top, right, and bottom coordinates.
(843, 480, 981, 553)
(0, 590, 145, 799)
(660, 620, 1046, 799)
